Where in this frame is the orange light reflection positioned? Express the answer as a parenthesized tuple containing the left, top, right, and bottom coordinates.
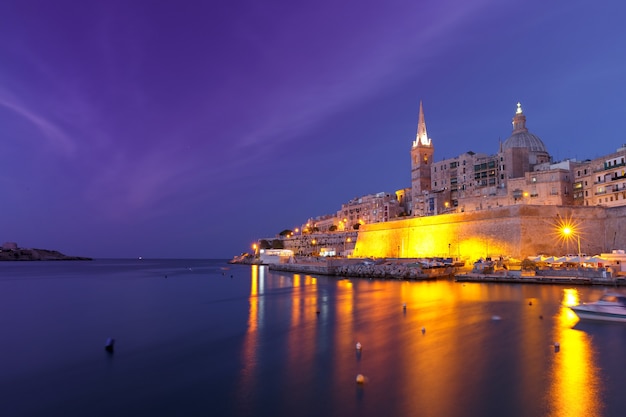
(548, 288, 601, 416)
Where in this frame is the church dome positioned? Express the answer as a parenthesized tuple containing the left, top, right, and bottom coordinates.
(502, 103, 548, 153)
(502, 131, 547, 152)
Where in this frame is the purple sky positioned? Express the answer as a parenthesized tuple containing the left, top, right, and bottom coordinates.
(1, 1, 625, 259)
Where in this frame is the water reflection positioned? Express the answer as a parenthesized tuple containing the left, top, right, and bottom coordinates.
(236, 270, 614, 417)
(548, 288, 601, 417)
(237, 264, 266, 415)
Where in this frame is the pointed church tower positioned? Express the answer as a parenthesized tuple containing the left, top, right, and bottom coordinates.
(410, 101, 434, 215)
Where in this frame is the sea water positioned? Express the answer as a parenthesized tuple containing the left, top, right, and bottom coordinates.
(1, 259, 625, 417)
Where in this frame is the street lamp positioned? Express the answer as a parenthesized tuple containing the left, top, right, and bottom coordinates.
(561, 226, 581, 260)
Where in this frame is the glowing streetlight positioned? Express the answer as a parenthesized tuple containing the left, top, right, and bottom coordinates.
(561, 226, 581, 260)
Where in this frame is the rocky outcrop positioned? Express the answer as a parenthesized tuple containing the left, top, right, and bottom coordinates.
(335, 263, 453, 280)
(0, 248, 92, 261)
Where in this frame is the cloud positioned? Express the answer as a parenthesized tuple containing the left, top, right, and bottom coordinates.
(227, 1, 493, 153)
(0, 95, 76, 156)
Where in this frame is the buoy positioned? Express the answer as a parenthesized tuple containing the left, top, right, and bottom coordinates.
(491, 315, 501, 321)
(539, 315, 543, 320)
(403, 303, 407, 310)
(105, 337, 115, 353)
(356, 374, 365, 384)
(421, 327, 426, 334)
(356, 342, 362, 350)
(316, 310, 320, 315)
(554, 342, 560, 352)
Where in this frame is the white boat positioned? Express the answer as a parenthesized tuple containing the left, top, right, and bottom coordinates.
(570, 292, 626, 322)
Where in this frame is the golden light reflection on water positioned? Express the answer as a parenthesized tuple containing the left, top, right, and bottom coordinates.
(548, 288, 601, 417)
(238, 272, 607, 416)
(237, 265, 262, 409)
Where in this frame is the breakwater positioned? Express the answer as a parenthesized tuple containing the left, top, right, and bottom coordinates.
(268, 260, 454, 280)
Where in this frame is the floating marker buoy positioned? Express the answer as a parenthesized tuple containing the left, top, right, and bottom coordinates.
(421, 327, 426, 334)
(529, 301, 533, 306)
(356, 374, 365, 384)
(491, 315, 501, 321)
(403, 303, 407, 309)
(316, 310, 320, 315)
(539, 315, 543, 320)
(105, 337, 115, 353)
(356, 342, 362, 350)
(554, 342, 560, 352)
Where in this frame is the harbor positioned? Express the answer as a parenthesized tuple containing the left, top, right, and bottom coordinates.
(232, 250, 626, 286)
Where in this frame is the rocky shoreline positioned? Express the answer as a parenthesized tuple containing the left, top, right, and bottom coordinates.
(334, 263, 454, 279)
(230, 255, 457, 280)
(0, 248, 92, 261)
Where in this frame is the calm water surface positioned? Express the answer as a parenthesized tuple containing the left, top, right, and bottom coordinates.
(1, 259, 625, 417)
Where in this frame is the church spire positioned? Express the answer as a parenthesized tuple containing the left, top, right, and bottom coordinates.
(413, 101, 431, 147)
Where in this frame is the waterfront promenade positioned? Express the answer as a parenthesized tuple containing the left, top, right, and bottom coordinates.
(456, 272, 626, 286)
(233, 254, 626, 286)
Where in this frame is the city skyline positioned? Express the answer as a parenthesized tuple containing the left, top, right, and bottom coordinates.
(1, 1, 625, 258)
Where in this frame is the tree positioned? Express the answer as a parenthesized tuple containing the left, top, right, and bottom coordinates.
(353, 224, 361, 230)
(259, 239, 272, 249)
(329, 225, 338, 232)
(279, 229, 293, 237)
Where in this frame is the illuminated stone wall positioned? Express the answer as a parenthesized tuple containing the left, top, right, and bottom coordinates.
(354, 205, 610, 260)
(604, 205, 626, 250)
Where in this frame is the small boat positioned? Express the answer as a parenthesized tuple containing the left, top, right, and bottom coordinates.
(570, 292, 626, 322)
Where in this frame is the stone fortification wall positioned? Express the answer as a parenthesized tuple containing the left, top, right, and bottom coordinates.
(354, 205, 609, 260)
(604, 205, 626, 251)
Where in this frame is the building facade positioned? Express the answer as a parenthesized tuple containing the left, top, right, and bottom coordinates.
(410, 102, 580, 215)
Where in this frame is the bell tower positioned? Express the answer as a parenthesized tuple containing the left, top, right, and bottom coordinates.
(410, 101, 434, 215)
